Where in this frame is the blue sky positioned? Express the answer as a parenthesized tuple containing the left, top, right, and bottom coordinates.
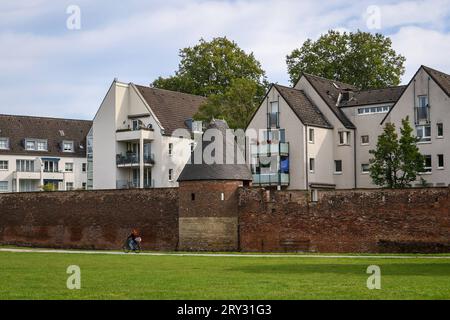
(1, 0, 450, 120)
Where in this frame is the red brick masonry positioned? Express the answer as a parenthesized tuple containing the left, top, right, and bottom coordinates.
(238, 188, 450, 253)
(0, 187, 449, 253)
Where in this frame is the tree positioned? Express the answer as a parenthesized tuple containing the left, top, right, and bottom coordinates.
(286, 30, 406, 89)
(152, 37, 267, 97)
(369, 117, 425, 188)
(194, 78, 260, 129)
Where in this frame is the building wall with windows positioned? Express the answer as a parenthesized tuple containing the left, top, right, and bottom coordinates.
(383, 67, 450, 187)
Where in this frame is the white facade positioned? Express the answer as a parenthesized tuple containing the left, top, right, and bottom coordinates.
(92, 80, 197, 190)
(246, 66, 450, 190)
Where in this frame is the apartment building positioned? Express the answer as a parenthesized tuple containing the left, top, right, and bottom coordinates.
(246, 65, 450, 190)
(0, 115, 91, 193)
(92, 80, 206, 190)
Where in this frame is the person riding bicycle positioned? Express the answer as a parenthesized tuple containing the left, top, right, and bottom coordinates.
(126, 229, 140, 251)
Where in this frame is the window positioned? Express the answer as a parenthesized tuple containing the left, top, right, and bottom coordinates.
(25, 140, 36, 150)
(338, 131, 351, 145)
(132, 119, 141, 130)
(334, 160, 342, 174)
(0, 160, 8, 170)
(417, 125, 431, 142)
(37, 140, 47, 151)
(65, 163, 73, 172)
(416, 95, 429, 122)
(0, 181, 8, 192)
(361, 135, 369, 145)
(168, 143, 173, 156)
(221, 192, 225, 201)
(309, 158, 315, 173)
(422, 155, 432, 173)
(0, 138, 9, 150)
(361, 163, 370, 174)
(168, 169, 173, 181)
(357, 106, 390, 115)
(44, 160, 58, 173)
(16, 160, 35, 172)
(66, 182, 74, 191)
(63, 141, 74, 152)
(82, 182, 87, 190)
(437, 123, 444, 138)
(269, 101, 279, 128)
(308, 128, 315, 143)
(82, 163, 87, 172)
(191, 193, 195, 201)
(438, 154, 444, 169)
(418, 95, 428, 108)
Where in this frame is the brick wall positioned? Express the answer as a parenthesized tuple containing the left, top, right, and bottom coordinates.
(238, 187, 450, 253)
(0, 189, 179, 250)
(178, 180, 241, 251)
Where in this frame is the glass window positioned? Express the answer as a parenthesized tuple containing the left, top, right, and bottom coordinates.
(82, 163, 87, 172)
(437, 123, 444, 138)
(339, 131, 350, 145)
(335, 160, 343, 173)
(438, 154, 444, 169)
(37, 140, 47, 151)
(44, 160, 58, 173)
(66, 182, 74, 191)
(417, 125, 431, 142)
(16, 160, 34, 172)
(309, 158, 315, 173)
(423, 155, 432, 173)
(309, 128, 315, 143)
(0, 181, 8, 192)
(168, 169, 173, 181)
(65, 163, 73, 172)
(168, 143, 173, 156)
(418, 95, 428, 108)
(361, 135, 369, 145)
(0, 160, 8, 170)
(63, 141, 74, 152)
(361, 163, 370, 173)
(25, 140, 36, 150)
(357, 106, 390, 115)
(0, 138, 9, 150)
(269, 101, 279, 128)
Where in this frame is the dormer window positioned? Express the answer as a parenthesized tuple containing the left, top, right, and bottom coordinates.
(25, 139, 47, 151)
(63, 140, 74, 152)
(0, 137, 9, 150)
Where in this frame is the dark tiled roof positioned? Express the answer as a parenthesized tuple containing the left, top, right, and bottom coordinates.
(339, 85, 406, 107)
(422, 65, 450, 97)
(178, 120, 252, 182)
(134, 85, 207, 135)
(0, 114, 92, 157)
(303, 74, 356, 129)
(274, 84, 332, 129)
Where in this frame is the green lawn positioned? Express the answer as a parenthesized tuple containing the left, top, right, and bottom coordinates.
(0, 251, 449, 299)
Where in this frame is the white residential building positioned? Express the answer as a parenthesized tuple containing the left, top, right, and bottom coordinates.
(92, 80, 205, 189)
(246, 65, 450, 190)
(0, 115, 91, 192)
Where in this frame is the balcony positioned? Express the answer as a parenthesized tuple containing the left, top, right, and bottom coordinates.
(116, 153, 155, 167)
(116, 128, 154, 142)
(13, 170, 41, 180)
(252, 173, 290, 186)
(251, 142, 289, 156)
(116, 179, 155, 189)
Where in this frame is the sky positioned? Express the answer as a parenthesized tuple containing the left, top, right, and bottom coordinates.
(1, 0, 450, 120)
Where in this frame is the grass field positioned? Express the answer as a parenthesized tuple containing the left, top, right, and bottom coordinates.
(1, 250, 450, 300)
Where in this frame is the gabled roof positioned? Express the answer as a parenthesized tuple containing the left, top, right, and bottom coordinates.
(422, 65, 450, 97)
(339, 86, 406, 107)
(0, 114, 92, 157)
(134, 85, 207, 135)
(178, 119, 252, 182)
(302, 74, 356, 129)
(274, 84, 332, 129)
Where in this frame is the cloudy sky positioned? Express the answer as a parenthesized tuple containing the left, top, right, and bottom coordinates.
(1, 0, 450, 120)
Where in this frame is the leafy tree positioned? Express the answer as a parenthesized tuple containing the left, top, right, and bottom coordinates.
(369, 117, 425, 188)
(194, 78, 260, 129)
(152, 37, 267, 97)
(286, 30, 406, 89)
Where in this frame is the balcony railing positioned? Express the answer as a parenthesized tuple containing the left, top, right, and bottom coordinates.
(116, 153, 155, 166)
(116, 179, 155, 189)
(252, 173, 290, 186)
(415, 106, 430, 123)
(250, 142, 289, 156)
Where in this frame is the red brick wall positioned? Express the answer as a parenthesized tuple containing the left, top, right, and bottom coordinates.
(238, 188, 450, 253)
(0, 189, 179, 250)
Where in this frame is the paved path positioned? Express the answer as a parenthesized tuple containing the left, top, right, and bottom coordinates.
(1, 248, 450, 259)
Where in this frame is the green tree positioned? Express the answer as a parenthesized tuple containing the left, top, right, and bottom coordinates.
(194, 78, 260, 129)
(369, 117, 425, 188)
(152, 37, 267, 97)
(286, 30, 406, 89)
